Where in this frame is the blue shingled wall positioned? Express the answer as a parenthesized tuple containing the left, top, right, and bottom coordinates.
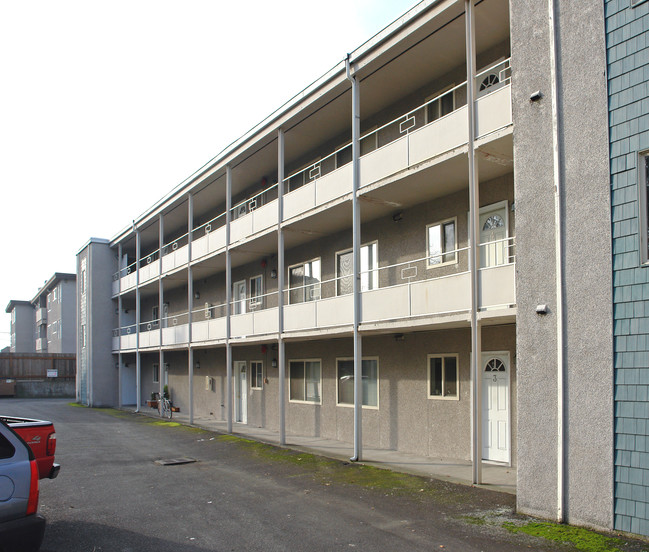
(607, 0, 649, 536)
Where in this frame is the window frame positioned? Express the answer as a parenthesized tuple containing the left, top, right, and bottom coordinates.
(335, 241, 379, 296)
(249, 274, 263, 310)
(425, 85, 456, 125)
(153, 363, 160, 384)
(288, 258, 321, 304)
(335, 357, 379, 409)
(427, 354, 460, 400)
(426, 217, 458, 268)
(250, 360, 263, 390)
(639, 150, 649, 265)
(288, 359, 322, 405)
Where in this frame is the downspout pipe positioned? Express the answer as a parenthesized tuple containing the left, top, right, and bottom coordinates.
(548, 0, 565, 523)
(346, 54, 362, 463)
(135, 223, 141, 413)
(226, 165, 233, 434)
(187, 193, 194, 425)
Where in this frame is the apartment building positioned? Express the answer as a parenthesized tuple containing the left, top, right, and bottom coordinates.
(5, 300, 35, 353)
(77, 0, 627, 535)
(6, 273, 77, 354)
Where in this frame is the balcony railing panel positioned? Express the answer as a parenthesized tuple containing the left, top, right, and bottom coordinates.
(230, 213, 253, 244)
(284, 182, 316, 221)
(479, 263, 515, 308)
(315, 163, 353, 205)
(139, 262, 160, 284)
(359, 134, 409, 188)
(162, 323, 189, 346)
(192, 225, 226, 261)
(252, 200, 278, 235)
(284, 301, 317, 332)
(231, 312, 254, 337)
(121, 272, 137, 292)
(409, 106, 469, 166)
(112, 278, 120, 296)
(112, 335, 119, 351)
(316, 295, 353, 328)
(362, 285, 411, 323)
(121, 333, 136, 350)
(475, 85, 512, 139)
(410, 272, 471, 317)
(139, 328, 160, 348)
(161, 243, 189, 273)
(36, 308, 47, 326)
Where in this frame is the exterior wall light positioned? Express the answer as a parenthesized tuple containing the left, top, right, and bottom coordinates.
(270, 269, 277, 279)
(272, 358, 278, 368)
(195, 361, 200, 370)
(536, 304, 548, 314)
(530, 90, 543, 102)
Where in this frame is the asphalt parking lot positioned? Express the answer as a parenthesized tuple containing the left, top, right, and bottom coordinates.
(5, 398, 647, 552)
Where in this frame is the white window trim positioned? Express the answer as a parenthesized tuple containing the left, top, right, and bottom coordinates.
(288, 358, 322, 405)
(249, 274, 263, 309)
(639, 150, 649, 265)
(250, 360, 263, 390)
(153, 363, 160, 384)
(426, 217, 458, 268)
(335, 356, 380, 409)
(427, 353, 460, 401)
(335, 241, 379, 296)
(287, 258, 321, 305)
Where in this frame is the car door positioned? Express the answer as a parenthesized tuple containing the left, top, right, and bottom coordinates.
(0, 421, 32, 522)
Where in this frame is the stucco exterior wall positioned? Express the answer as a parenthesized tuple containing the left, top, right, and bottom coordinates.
(511, 0, 613, 530)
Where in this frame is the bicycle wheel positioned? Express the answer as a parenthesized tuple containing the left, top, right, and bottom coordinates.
(157, 398, 162, 416)
(164, 400, 172, 419)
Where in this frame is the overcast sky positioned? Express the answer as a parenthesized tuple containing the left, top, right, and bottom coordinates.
(0, 0, 417, 348)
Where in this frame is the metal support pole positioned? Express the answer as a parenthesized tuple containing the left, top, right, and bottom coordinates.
(277, 128, 286, 445)
(466, 0, 482, 485)
(188, 193, 194, 424)
(135, 226, 141, 413)
(346, 55, 363, 462)
(159, 214, 165, 400)
(117, 243, 123, 408)
(226, 165, 233, 434)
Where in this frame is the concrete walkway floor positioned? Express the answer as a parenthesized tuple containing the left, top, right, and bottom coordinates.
(134, 405, 516, 495)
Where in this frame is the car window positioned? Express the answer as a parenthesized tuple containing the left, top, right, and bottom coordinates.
(0, 433, 15, 459)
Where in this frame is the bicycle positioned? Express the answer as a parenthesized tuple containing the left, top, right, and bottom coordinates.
(155, 392, 172, 419)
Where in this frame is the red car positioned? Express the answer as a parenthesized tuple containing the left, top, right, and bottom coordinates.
(0, 417, 59, 480)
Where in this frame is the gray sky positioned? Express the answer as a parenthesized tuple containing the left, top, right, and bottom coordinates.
(0, 0, 417, 348)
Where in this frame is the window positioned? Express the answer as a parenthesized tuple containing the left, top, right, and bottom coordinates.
(0, 433, 15, 460)
(639, 151, 649, 264)
(250, 361, 263, 389)
(250, 275, 263, 310)
(289, 360, 321, 403)
(81, 269, 86, 294)
(427, 218, 457, 266)
(153, 363, 159, 384)
(152, 306, 159, 326)
(81, 324, 86, 348)
(428, 355, 459, 399)
(336, 243, 378, 295)
(337, 358, 379, 407)
(426, 87, 455, 124)
(289, 259, 321, 304)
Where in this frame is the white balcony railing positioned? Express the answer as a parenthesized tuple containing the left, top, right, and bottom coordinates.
(113, 237, 515, 351)
(36, 308, 47, 326)
(114, 59, 512, 292)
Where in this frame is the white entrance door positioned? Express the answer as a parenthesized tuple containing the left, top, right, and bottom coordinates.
(482, 352, 510, 463)
(233, 281, 246, 315)
(234, 361, 247, 424)
(479, 203, 508, 268)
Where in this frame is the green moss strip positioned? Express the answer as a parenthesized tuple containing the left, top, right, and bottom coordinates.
(503, 522, 623, 552)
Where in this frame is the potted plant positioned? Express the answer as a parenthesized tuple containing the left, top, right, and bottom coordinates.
(147, 391, 158, 409)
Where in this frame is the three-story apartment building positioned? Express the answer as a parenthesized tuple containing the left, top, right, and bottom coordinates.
(77, 0, 619, 534)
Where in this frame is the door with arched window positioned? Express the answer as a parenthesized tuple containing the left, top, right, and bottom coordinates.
(479, 202, 508, 268)
(482, 352, 510, 463)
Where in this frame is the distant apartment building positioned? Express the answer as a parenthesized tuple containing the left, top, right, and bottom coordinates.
(5, 273, 77, 354)
(75, 0, 649, 539)
(5, 300, 35, 353)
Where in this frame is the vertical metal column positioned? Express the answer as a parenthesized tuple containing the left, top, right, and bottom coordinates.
(226, 166, 233, 434)
(135, 226, 141, 413)
(187, 194, 194, 425)
(159, 214, 165, 400)
(346, 55, 363, 462)
(277, 128, 286, 445)
(117, 243, 123, 408)
(465, 0, 482, 485)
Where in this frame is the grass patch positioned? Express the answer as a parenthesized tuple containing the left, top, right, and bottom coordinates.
(151, 421, 181, 427)
(67, 402, 87, 408)
(503, 521, 624, 552)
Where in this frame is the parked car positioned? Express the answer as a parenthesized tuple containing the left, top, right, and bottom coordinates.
(0, 416, 59, 480)
(0, 420, 46, 552)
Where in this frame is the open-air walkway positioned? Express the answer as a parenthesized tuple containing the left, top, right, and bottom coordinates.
(132, 404, 516, 495)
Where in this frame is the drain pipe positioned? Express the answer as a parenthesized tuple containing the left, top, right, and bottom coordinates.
(346, 53, 362, 462)
(548, 0, 565, 523)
